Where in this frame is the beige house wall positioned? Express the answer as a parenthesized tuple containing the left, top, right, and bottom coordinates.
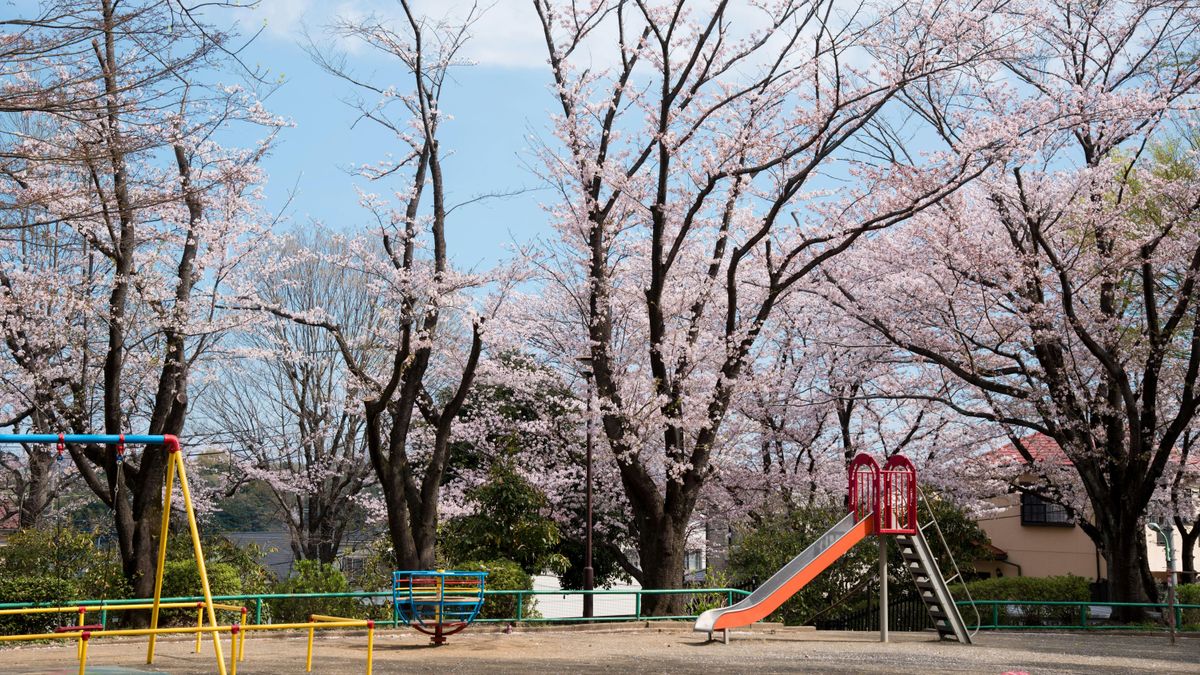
(975, 502, 1105, 580)
(974, 497, 1199, 581)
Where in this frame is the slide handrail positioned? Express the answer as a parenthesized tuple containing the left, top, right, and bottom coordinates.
(916, 486, 980, 637)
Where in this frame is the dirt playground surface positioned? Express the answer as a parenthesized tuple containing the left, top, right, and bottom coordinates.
(3, 623, 1198, 674)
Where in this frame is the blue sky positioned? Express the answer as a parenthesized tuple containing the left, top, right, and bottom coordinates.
(240, 1, 559, 268)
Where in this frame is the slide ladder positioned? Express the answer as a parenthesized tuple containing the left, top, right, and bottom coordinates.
(895, 530, 972, 643)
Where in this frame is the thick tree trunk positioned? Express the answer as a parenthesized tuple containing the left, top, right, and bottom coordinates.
(17, 448, 54, 529)
(1100, 512, 1155, 620)
(637, 514, 687, 616)
(1179, 526, 1198, 584)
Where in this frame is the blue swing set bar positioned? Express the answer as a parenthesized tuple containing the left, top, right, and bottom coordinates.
(0, 433, 173, 445)
(392, 570, 487, 645)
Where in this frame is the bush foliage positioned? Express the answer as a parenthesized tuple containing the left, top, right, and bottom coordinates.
(454, 558, 538, 620)
(270, 560, 362, 624)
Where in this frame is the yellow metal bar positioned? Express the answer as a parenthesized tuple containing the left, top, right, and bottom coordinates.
(366, 622, 375, 675)
(240, 621, 368, 631)
(0, 601, 209, 616)
(76, 608, 85, 659)
(77, 634, 89, 675)
(308, 614, 364, 623)
(147, 446, 177, 665)
(195, 605, 204, 653)
(174, 450, 227, 675)
(230, 626, 240, 675)
(239, 608, 248, 662)
(305, 619, 315, 673)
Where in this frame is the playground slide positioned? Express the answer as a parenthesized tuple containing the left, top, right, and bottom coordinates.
(694, 511, 873, 634)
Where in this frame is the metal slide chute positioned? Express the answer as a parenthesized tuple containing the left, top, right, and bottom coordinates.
(693, 512, 873, 635)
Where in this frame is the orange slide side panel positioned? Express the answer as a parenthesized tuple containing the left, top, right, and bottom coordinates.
(711, 517, 874, 631)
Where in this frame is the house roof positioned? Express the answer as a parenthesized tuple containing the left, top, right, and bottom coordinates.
(991, 432, 1071, 467)
(992, 432, 1200, 469)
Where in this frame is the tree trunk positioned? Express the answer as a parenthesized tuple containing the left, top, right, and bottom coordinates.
(17, 448, 54, 529)
(1179, 525, 1197, 585)
(636, 514, 687, 616)
(1100, 513, 1155, 620)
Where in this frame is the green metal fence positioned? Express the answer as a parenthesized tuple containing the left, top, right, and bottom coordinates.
(958, 600, 1200, 631)
(0, 588, 752, 629)
(1, 591, 1196, 633)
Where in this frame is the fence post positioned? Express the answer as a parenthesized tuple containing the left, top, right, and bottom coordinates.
(992, 603, 999, 629)
(254, 598, 262, 626)
(635, 592, 641, 620)
(1080, 603, 1088, 630)
(516, 592, 524, 622)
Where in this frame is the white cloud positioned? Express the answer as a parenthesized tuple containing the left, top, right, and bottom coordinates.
(254, 0, 314, 39)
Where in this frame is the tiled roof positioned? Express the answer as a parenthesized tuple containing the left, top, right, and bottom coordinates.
(991, 432, 1200, 468)
(991, 432, 1070, 466)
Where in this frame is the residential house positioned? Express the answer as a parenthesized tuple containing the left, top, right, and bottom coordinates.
(972, 433, 1198, 587)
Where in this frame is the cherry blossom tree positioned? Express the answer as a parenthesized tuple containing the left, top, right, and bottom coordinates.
(202, 231, 378, 565)
(524, 0, 1003, 612)
(826, 0, 1200, 605)
(0, 0, 281, 600)
(253, 1, 516, 569)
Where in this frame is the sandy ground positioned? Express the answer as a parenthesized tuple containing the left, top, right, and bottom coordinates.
(3, 623, 1198, 674)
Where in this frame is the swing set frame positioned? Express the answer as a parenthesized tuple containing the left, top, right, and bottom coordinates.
(0, 433, 227, 674)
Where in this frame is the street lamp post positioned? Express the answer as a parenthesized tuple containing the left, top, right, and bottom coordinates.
(1149, 522, 1176, 645)
(577, 356, 595, 620)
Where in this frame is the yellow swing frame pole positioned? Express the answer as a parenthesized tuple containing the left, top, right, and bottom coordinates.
(146, 437, 227, 675)
(146, 444, 177, 664)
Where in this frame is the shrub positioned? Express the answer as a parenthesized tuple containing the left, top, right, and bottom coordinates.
(1179, 583, 1200, 629)
(961, 574, 1090, 627)
(270, 560, 361, 624)
(962, 574, 1091, 602)
(453, 559, 538, 620)
(440, 462, 569, 577)
(155, 560, 245, 625)
(0, 527, 128, 601)
(685, 568, 736, 616)
(0, 575, 84, 634)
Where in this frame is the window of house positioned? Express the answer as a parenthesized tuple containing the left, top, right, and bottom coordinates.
(685, 550, 703, 572)
(1020, 492, 1072, 526)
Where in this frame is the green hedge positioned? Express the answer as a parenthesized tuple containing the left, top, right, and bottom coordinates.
(156, 560, 246, 625)
(454, 559, 538, 620)
(1179, 583, 1200, 629)
(0, 575, 84, 634)
(963, 574, 1091, 602)
(270, 560, 362, 624)
(961, 575, 1090, 627)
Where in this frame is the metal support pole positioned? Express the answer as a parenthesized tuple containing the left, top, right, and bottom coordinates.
(580, 362, 595, 620)
(879, 537, 888, 643)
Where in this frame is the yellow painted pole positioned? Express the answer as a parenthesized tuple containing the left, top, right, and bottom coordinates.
(230, 625, 240, 675)
(239, 608, 248, 662)
(195, 604, 204, 653)
(174, 448, 228, 675)
(147, 445, 177, 665)
(366, 620, 376, 675)
(76, 607, 85, 659)
(77, 631, 90, 675)
(305, 616, 316, 673)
